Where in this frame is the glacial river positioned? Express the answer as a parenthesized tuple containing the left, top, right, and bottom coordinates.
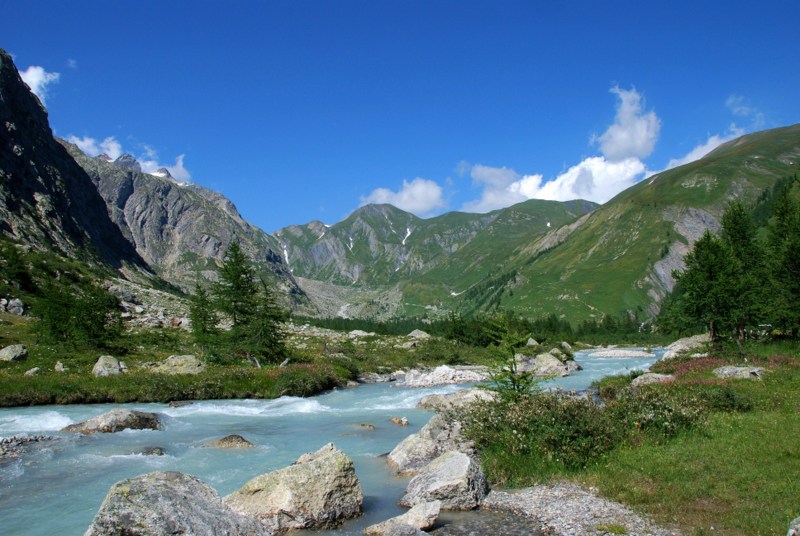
(0, 349, 663, 535)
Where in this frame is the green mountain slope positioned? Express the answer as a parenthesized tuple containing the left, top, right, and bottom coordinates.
(457, 124, 800, 320)
(277, 199, 598, 317)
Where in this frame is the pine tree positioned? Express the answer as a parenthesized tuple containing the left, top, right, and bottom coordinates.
(213, 242, 258, 328)
(720, 201, 768, 346)
(674, 230, 740, 341)
(767, 190, 800, 336)
(189, 283, 218, 351)
(211, 242, 289, 364)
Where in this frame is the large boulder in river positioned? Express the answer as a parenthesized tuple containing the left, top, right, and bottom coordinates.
(225, 442, 362, 531)
(388, 415, 474, 475)
(92, 355, 127, 377)
(0, 344, 27, 361)
(515, 353, 569, 377)
(151, 354, 206, 375)
(62, 409, 162, 435)
(203, 434, 254, 449)
(364, 500, 441, 535)
(417, 388, 495, 413)
(399, 451, 488, 510)
(84, 471, 270, 536)
(403, 365, 488, 387)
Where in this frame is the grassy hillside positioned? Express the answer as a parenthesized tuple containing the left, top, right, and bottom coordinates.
(453, 124, 800, 321)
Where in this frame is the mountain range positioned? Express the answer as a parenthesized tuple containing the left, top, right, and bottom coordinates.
(2, 48, 798, 322)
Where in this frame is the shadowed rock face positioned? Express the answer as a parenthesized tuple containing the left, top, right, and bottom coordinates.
(0, 48, 147, 270)
(84, 471, 271, 536)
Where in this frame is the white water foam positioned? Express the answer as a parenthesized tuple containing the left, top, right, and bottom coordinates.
(0, 411, 73, 433)
(164, 397, 332, 418)
(357, 384, 462, 411)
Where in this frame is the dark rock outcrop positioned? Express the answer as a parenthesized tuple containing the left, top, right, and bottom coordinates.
(0, 48, 147, 270)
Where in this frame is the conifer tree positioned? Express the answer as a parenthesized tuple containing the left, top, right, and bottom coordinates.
(767, 190, 800, 336)
(673, 230, 740, 341)
(721, 201, 768, 346)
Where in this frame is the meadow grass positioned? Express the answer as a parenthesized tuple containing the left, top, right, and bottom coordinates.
(466, 340, 800, 535)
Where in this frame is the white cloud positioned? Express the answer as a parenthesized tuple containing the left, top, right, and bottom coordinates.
(360, 178, 446, 216)
(68, 134, 191, 181)
(139, 152, 192, 182)
(67, 135, 123, 160)
(460, 85, 659, 212)
(664, 124, 745, 170)
(19, 65, 60, 105)
(594, 86, 660, 161)
(461, 157, 646, 212)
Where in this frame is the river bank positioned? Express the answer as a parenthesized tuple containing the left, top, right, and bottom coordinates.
(0, 350, 660, 535)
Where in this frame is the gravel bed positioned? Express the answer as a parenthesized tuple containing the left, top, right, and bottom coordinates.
(484, 482, 682, 535)
(430, 508, 543, 535)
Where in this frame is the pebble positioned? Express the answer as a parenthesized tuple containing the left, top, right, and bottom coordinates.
(484, 482, 682, 535)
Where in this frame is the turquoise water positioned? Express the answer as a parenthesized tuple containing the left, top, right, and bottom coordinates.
(0, 349, 661, 535)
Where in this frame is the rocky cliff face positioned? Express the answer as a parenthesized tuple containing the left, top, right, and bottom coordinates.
(62, 142, 308, 303)
(0, 48, 146, 270)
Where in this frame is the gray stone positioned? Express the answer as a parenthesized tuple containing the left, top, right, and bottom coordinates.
(561, 341, 572, 352)
(62, 409, 162, 435)
(631, 372, 674, 389)
(399, 451, 488, 510)
(661, 333, 711, 359)
(713, 366, 768, 380)
(417, 388, 495, 413)
(407, 329, 431, 340)
(141, 447, 166, 456)
(0, 344, 27, 361)
(203, 434, 254, 449)
(151, 354, 205, 375)
(84, 471, 270, 536)
(364, 500, 441, 535)
(388, 415, 474, 475)
(225, 442, 362, 531)
(788, 516, 800, 536)
(92, 356, 126, 377)
(7, 298, 24, 315)
(526, 337, 539, 347)
(54, 361, 66, 372)
(403, 365, 488, 387)
(23, 367, 39, 377)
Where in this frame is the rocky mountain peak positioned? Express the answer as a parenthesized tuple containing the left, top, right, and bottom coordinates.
(97, 154, 113, 162)
(150, 167, 173, 180)
(113, 154, 142, 172)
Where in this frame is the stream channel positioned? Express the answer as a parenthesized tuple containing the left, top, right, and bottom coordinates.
(0, 349, 664, 535)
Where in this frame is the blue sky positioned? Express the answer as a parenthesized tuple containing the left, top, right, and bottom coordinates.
(5, 1, 799, 232)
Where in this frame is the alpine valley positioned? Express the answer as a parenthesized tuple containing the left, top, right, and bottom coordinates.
(2, 48, 799, 322)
